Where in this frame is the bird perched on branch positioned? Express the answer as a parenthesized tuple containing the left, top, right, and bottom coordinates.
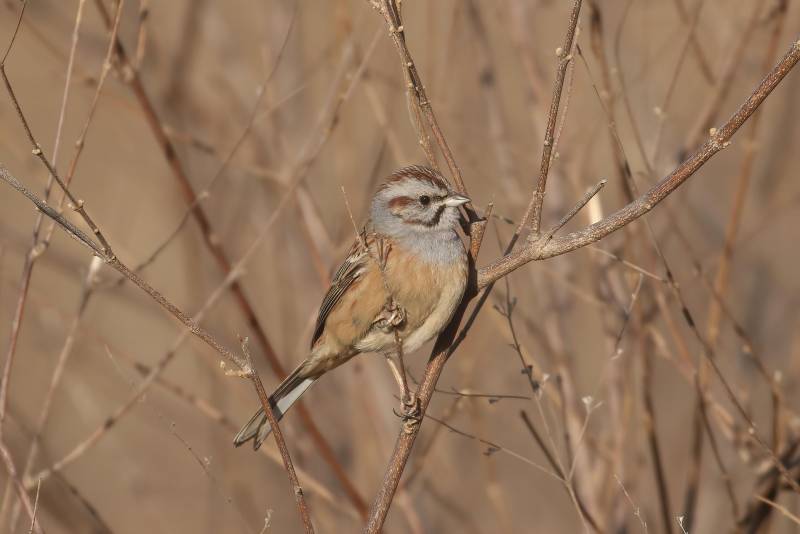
(234, 165, 470, 449)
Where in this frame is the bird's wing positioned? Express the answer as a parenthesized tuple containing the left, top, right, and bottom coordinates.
(311, 229, 375, 347)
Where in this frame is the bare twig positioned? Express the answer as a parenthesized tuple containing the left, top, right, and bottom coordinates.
(477, 38, 800, 288)
(528, 0, 584, 237)
(0, 440, 43, 534)
(642, 338, 674, 534)
(15, 257, 101, 523)
(754, 495, 800, 527)
(371, 0, 468, 197)
(424, 413, 558, 480)
(361, 0, 800, 526)
(0, 161, 317, 527)
(1, 67, 112, 255)
(240, 339, 314, 533)
(615, 474, 648, 533)
(0, 1, 117, 523)
(27, 478, 41, 534)
(681, 0, 767, 155)
(90, 0, 370, 514)
(126, 360, 351, 517)
(520, 411, 601, 532)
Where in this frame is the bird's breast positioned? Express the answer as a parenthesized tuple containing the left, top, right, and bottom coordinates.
(383, 239, 467, 353)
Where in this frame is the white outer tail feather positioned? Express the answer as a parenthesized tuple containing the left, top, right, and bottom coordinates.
(233, 375, 317, 450)
(276, 377, 315, 417)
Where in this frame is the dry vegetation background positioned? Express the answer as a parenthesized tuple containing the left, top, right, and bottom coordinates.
(0, 0, 799, 532)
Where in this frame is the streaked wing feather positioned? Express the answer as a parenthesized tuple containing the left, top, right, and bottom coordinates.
(311, 234, 371, 346)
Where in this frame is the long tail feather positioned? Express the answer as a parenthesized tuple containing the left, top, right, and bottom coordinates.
(233, 364, 317, 450)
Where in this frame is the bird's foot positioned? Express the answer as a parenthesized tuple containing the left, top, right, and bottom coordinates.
(400, 392, 421, 433)
(374, 301, 406, 332)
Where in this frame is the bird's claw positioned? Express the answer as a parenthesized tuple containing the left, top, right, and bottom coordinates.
(374, 301, 406, 332)
(402, 392, 420, 417)
(400, 392, 421, 430)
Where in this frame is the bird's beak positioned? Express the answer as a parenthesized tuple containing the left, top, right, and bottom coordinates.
(443, 194, 470, 207)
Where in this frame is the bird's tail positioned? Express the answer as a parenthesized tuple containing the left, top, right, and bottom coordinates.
(233, 363, 317, 450)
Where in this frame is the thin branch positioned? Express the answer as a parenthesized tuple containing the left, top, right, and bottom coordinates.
(0, 0, 26, 66)
(477, 38, 800, 288)
(669, 0, 715, 84)
(44, 0, 125, 244)
(542, 179, 606, 242)
(363, 8, 800, 534)
(90, 0, 370, 513)
(642, 339, 675, 534)
(615, 474, 648, 533)
(1, 66, 112, 255)
(754, 495, 800, 527)
(0, 163, 316, 528)
(424, 413, 559, 481)
(18, 257, 100, 512)
(0, 440, 43, 534)
(681, 0, 768, 155)
(27, 477, 40, 534)
(126, 360, 351, 517)
(520, 411, 600, 533)
(371, 0, 468, 197)
(240, 339, 314, 533)
(529, 0, 584, 237)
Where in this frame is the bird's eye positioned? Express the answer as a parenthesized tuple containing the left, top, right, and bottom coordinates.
(419, 195, 431, 206)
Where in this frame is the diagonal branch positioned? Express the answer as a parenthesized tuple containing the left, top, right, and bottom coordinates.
(363, 2, 586, 531)
(362, 0, 800, 526)
(477, 37, 800, 288)
(0, 162, 315, 532)
(528, 0, 584, 237)
(90, 0, 369, 514)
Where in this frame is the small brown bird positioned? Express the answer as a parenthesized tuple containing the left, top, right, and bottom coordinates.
(234, 166, 470, 449)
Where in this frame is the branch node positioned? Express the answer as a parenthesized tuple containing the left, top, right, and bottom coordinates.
(220, 359, 251, 379)
(28, 242, 47, 261)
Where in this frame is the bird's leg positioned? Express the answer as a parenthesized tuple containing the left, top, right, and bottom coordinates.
(375, 297, 418, 420)
(373, 297, 406, 332)
(392, 330, 420, 421)
(384, 354, 406, 395)
(383, 351, 420, 424)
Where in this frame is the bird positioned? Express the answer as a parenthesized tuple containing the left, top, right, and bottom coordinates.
(233, 165, 470, 450)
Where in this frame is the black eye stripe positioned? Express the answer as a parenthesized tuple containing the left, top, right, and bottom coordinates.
(414, 204, 446, 227)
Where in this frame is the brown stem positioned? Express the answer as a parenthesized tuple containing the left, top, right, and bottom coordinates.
(0, 440, 43, 534)
(91, 0, 369, 516)
(0, 164, 315, 529)
(241, 340, 314, 533)
(477, 38, 800, 289)
(529, 0, 584, 237)
(669, 0, 716, 84)
(363, 1, 586, 530)
(642, 340, 674, 534)
(375, 0, 468, 196)
(361, 13, 800, 529)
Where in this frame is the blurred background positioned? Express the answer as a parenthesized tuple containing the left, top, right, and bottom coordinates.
(1, 0, 799, 532)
